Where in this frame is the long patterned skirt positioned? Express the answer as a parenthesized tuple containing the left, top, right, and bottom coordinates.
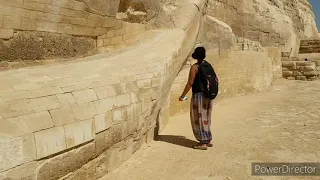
(190, 92, 213, 144)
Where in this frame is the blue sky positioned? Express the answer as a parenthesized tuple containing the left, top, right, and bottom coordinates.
(309, 0, 319, 31)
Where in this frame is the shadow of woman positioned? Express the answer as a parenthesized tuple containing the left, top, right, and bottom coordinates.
(154, 135, 198, 148)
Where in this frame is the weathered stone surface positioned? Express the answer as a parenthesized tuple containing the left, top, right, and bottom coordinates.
(50, 107, 76, 126)
(0, 161, 40, 180)
(34, 126, 67, 159)
(0, 99, 33, 119)
(72, 102, 97, 121)
(37, 142, 96, 180)
(0, 31, 96, 61)
(64, 119, 95, 148)
(0, 134, 36, 172)
(72, 89, 98, 104)
(282, 62, 296, 67)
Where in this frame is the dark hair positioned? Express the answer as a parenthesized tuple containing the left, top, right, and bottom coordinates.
(192, 47, 206, 60)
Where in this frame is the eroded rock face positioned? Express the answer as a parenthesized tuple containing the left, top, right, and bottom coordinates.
(207, 0, 319, 54)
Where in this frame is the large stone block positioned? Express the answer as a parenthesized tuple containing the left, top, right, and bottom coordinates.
(30, 86, 63, 98)
(50, 107, 76, 126)
(0, 99, 33, 119)
(36, 142, 96, 180)
(94, 111, 113, 133)
(29, 95, 62, 112)
(19, 111, 54, 133)
(0, 90, 32, 101)
(0, 161, 39, 180)
(34, 126, 67, 159)
(56, 93, 76, 106)
(3, 16, 21, 29)
(13, 82, 41, 91)
(0, 28, 13, 39)
(0, 134, 36, 172)
(64, 119, 95, 148)
(72, 89, 98, 104)
(72, 102, 97, 120)
(94, 97, 114, 114)
(113, 93, 131, 108)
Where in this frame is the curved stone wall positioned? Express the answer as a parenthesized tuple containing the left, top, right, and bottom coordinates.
(0, 1, 203, 179)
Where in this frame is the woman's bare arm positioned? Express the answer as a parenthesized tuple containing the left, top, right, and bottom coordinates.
(179, 65, 198, 100)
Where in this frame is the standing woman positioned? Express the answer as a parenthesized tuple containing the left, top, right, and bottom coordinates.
(179, 47, 214, 150)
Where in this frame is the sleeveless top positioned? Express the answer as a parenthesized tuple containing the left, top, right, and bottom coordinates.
(192, 63, 201, 94)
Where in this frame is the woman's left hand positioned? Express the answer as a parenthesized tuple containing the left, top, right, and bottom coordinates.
(179, 96, 184, 101)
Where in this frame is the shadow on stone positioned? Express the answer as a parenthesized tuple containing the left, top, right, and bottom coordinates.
(154, 135, 198, 148)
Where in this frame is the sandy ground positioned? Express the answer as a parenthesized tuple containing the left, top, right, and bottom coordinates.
(100, 79, 320, 180)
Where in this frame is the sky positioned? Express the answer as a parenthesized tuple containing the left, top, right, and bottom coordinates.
(309, 0, 320, 31)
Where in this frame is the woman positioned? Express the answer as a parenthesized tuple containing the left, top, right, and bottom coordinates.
(179, 47, 213, 150)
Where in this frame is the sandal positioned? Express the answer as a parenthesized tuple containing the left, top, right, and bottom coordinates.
(193, 145, 208, 150)
(207, 143, 213, 147)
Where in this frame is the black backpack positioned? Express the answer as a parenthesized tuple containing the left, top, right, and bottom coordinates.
(196, 61, 219, 100)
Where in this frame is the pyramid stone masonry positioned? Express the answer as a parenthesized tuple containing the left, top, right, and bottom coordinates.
(0, 0, 319, 179)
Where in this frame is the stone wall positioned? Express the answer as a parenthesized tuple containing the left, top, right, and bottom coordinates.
(0, 1, 203, 179)
(96, 22, 146, 53)
(0, 0, 150, 61)
(299, 40, 320, 53)
(282, 61, 319, 80)
(207, 0, 318, 55)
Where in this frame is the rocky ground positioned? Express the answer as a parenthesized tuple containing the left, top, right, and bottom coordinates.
(99, 79, 320, 180)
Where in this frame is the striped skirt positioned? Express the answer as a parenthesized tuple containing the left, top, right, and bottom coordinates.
(190, 92, 213, 144)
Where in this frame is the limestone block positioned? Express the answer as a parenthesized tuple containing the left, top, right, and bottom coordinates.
(44, 4, 61, 14)
(1, 0, 24, 7)
(19, 111, 54, 133)
(126, 82, 139, 92)
(23, 1, 45, 11)
(293, 71, 303, 76)
(30, 86, 63, 98)
(282, 61, 295, 67)
(106, 30, 115, 38)
(97, 39, 103, 47)
(43, 21, 58, 32)
(94, 97, 114, 114)
(282, 71, 294, 77)
(57, 23, 73, 34)
(296, 62, 315, 66)
(26, 75, 54, 82)
(71, 24, 95, 36)
(50, 107, 75, 126)
(13, 82, 41, 91)
(0, 99, 33, 119)
(60, 8, 89, 18)
(107, 147, 123, 172)
(303, 71, 318, 77)
(72, 102, 97, 121)
(56, 93, 76, 106)
(30, 11, 50, 21)
(36, 142, 95, 180)
(3, 16, 21, 29)
(29, 95, 62, 112)
(113, 93, 130, 108)
(95, 85, 117, 99)
(102, 18, 117, 28)
(34, 126, 66, 159)
(307, 77, 317, 81)
(0, 161, 39, 180)
(0, 90, 32, 101)
(72, 89, 98, 104)
(113, 108, 126, 122)
(115, 28, 125, 36)
(94, 111, 113, 133)
(0, 28, 14, 39)
(20, 17, 37, 31)
(0, 134, 36, 172)
(111, 36, 122, 45)
(0, 112, 54, 139)
(296, 76, 307, 81)
(70, 17, 87, 26)
(299, 66, 316, 72)
(64, 119, 95, 148)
